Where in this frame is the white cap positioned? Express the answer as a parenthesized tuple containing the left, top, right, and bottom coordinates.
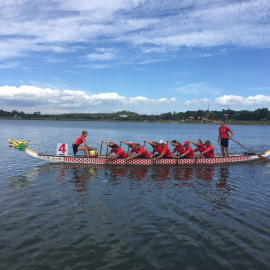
(129, 142, 133, 143)
(159, 140, 166, 144)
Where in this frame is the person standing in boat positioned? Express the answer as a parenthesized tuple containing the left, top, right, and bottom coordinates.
(104, 145, 127, 163)
(188, 139, 207, 156)
(73, 131, 92, 157)
(167, 140, 186, 157)
(126, 144, 150, 160)
(196, 140, 215, 158)
(177, 141, 194, 159)
(152, 140, 173, 161)
(120, 140, 140, 156)
(218, 120, 234, 157)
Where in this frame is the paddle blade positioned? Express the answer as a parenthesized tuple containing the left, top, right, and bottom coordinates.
(258, 154, 269, 162)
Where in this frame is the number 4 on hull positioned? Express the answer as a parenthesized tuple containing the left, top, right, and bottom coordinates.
(57, 143, 69, 156)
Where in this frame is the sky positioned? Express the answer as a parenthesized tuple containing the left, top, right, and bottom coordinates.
(0, 0, 270, 114)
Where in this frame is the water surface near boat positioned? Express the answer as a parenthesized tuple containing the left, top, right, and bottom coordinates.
(1, 120, 270, 269)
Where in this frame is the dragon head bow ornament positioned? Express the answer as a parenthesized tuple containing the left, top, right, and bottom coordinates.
(9, 138, 30, 151)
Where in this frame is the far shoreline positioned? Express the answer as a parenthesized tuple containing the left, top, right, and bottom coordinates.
(1, 117, 270, 126)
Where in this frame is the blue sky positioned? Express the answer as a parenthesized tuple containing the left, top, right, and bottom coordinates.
(0, 0, 270, 114)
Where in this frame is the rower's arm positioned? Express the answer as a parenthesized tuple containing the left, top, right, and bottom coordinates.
(101, 140, 111, 147)
(178, 152, 187, 159)
(120, 140, 129, 146)
(101, 150, 112, 156)
(144, 140, 154, 146)
(198, 138, 204, 144)
(126, 153, 139, 160)
(188, 140, 199, 147)
(167, 140, 178, 146)
(177, 141, 183, 147)
(153, 153, 165, 161)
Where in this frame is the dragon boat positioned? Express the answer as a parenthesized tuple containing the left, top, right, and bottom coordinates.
(9, 138, 270, 165)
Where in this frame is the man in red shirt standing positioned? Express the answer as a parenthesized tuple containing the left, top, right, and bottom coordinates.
(167, 140, 186, 157)
(153, 140, 173, 161)
(197, 140, 215, 158)
(218, 120, 234, 157)
(126, 144, 150, 160)
(104, 145, 127, 162)
(177, 141, 194, 159)
(73, 131, 92, 157)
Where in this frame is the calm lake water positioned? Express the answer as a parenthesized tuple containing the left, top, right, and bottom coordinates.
(1, 120, 270, 270)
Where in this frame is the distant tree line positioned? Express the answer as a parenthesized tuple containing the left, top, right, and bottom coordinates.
(1, 108, 270, 122)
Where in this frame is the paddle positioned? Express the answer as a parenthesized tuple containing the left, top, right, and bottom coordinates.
(100, 141, 103, 155)
(230, 138, 269, 162)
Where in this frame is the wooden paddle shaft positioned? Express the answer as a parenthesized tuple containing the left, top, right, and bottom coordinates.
(230, 138, 269, 162)
(230, 138, 257, 155)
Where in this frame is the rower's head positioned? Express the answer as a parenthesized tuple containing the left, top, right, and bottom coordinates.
(82, 131, 88, 137)
(111, 145, 119, 151)
(172, 140, 177, 143)
(135, 143, 142, 150)
(159, 140, 166, 146)
(109, 141, 115, 147)
(205, 140, 211, 147)
(183, 141, 190, 149)
(128, 142, 134, 148)
(220, 120, 225, 127)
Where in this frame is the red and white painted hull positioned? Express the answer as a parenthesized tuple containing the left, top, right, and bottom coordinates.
(24, 148, 270, 165)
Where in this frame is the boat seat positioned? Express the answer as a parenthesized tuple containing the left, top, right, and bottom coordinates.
(72, 143, 76, 156)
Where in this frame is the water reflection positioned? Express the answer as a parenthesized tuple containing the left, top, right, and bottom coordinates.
(9, 164, 233, 204)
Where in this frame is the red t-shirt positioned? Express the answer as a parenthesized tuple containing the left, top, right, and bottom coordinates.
(162, 144, 173, 158)
(138, 146, 150, 158)
(194, 144, 207, 153)
(154, 145, 163, 154)
(131, 143, 139, 154)
(219, 126, 232, 139)
(173, 145, 186, 155)
(74, 135, 86, 146)
(111, 147, 127, 158)
(204, 145, 215, 157)
(185, 146, 194, 158)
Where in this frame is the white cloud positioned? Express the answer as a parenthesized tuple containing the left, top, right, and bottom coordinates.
(185, 98, 210, 106)
(0, 61, 19, 69)
(215, 95, 270, 106)
(84, 48, 116, 61)
(0, 85, 176, 113)
(171, 82, 222, 95)
(0, 0, 270, 61)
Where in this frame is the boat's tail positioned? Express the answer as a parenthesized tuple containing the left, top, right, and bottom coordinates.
(9, 138, 39, 159)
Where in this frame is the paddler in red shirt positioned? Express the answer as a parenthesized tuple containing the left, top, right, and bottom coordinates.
(177, 141, 194, 159)
(153, 140, 173, 161)
(218, 120, 234, 157)
(126, 144, 150, 160)
(104, 145, 127, 163)
(144, 140, 163, 158)
(167, 140, 186, 157)
(73, 131, 93, 157)
(197, 140, 215, 158)
(188, 138, 207, 156)
(120, 140, 139, 156)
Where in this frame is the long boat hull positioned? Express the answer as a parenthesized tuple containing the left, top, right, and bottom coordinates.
(24, 148, 270, 165)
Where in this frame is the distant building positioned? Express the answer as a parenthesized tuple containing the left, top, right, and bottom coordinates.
(119, 115, 128, 117)
(14, 114, 18, 118)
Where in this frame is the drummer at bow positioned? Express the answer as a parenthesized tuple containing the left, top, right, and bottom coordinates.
(73, 131, 92, 157)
